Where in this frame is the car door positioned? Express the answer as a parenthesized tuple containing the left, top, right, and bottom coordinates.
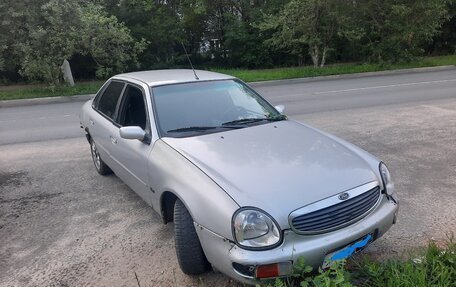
(111, 83, 154, 206)
(90, 80, 125, 172)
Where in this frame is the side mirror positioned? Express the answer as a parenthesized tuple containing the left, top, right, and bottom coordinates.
(119, 126, 146, 141)
(275, 105, 285, 114)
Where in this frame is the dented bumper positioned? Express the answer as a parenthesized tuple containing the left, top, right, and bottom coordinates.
(195, 196, 398, 285)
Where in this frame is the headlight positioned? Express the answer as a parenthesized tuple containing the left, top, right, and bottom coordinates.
(232, 208, 281, 249)
(379, 162, 394, 196)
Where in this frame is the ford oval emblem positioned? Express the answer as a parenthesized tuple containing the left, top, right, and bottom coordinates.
(338, 192, 350, 201)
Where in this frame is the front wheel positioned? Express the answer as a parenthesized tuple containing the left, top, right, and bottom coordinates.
(89, 138, 112, 175)
(174, 199, 210, 275)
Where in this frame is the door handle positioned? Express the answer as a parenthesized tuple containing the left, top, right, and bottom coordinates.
(110, 136, 117, 144)
(89, 119, 95, 126)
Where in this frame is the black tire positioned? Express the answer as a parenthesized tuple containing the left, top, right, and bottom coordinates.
(89, 138, 112, 175)
(174, 199, 210, 275)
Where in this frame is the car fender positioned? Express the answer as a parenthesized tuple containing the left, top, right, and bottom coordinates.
(148, 139, 240, 240)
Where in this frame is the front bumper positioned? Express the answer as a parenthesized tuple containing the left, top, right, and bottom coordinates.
(195, 195, 398, 285)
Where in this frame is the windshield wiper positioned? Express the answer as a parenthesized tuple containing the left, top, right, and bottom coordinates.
(167, 125, 244, 133)
(167, 126, 218, 133)
(222, 115, 286, 126)
(267, 114, 287, 121)
(168, 116, 286, 133)
(222, 118, 268, 126)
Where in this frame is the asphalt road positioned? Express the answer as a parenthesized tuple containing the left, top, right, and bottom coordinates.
(1, 69, 455, 145)
(1, 69, 456, 286)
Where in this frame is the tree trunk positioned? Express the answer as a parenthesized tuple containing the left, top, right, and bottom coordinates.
(298, 54, 304, 66)
(310, 45, 319, 67)
(320, 47, 328, 67)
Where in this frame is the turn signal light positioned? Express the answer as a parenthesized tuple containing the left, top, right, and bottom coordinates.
(255, 262, 292, 279)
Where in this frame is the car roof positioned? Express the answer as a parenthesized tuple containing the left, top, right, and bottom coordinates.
(113, 69, 235, 87)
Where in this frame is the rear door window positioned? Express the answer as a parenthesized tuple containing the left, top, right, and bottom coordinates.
(96, 81, 125, 119)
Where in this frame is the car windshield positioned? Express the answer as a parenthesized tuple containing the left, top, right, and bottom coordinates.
(151, 80, 285, 138)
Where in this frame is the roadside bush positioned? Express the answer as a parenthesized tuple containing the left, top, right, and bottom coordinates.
(358, 237, 456, 287)
(260, 237, 456, 287)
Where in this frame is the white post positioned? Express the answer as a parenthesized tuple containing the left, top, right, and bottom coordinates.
(61, 59, 75, 86)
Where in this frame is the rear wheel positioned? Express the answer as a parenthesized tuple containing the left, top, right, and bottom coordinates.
(174, 199, 210, 275)
(89, 138, 112, 175)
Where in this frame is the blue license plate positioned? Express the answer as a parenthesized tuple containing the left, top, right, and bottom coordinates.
(322, 233, 373, 269)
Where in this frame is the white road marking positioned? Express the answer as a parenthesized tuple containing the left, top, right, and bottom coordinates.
(314, 79, 456, 94)
(0, 114, 74, 125)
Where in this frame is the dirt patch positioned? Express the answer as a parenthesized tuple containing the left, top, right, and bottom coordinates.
(0, 193, 62, 204)
(0, 170, 29, 187)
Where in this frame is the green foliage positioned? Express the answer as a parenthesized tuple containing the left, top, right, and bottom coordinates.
(430, 1, 456, 54)
(358, 238, 456, 287)
(79, 4, 147, 79)
(221, 3, 273, 68)
(0, 0, 455, 83)
(214, 55, 456, 82)
(258, 0, 450, 66)
(18, 0, 81, 84)
(256, 237, 456, 287)
(0, 81, 104, 101)
(356, 0, 451, 63)
(258, 0, 360, 67)
(0, 0, 145, 84)
(262, 258, 353, 287)
(105, 0, 184, 68)
(0, 0, 32, 79)
(294, 258, 353, 287)
(2, 55, 455, 100)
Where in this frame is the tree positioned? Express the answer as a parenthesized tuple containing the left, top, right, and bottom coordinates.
(429, 0, 456, 55)
(181, 0, 208, 56)
(79, 3, 147, 79)
(356, 0, 450, 63)
(104, 0, 184, 69)
(0, 0, 145, 84)
(18, 0, 83, 84)
(221, 0, 273, 68)
(0, 0, 454, 83)
(199, 0, 290, 68)
(259, 0, 357, 67)
(0, 0, 37, 82)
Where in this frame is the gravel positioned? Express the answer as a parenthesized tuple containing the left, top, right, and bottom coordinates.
(1, 98, 455, 286)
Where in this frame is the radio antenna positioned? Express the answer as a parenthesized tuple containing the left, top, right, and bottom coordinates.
(181, 42, 199, 80)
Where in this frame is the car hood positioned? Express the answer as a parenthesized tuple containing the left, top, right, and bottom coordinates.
(163, 120, 379, 229)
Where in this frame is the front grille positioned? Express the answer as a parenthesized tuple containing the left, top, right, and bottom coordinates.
(291, 186, 381, 234)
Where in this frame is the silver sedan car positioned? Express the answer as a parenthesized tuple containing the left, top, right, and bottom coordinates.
(79, 69, 399, 284)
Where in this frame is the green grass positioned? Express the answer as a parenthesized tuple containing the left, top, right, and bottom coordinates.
(261, 237, 456, 287)
(354, 239, 456, 287)
(214, 55, 456, 82)
(1, 55, 455, 101)
(0, 81, 104, 101)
